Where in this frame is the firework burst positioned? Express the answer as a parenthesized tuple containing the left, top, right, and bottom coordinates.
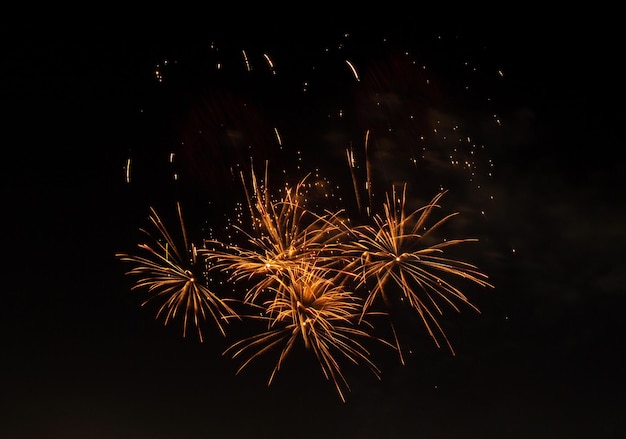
(341, 186, 494, 354)
(119, 30, 502, 401)
(116, 202, 240, 340)
(193, 165, 394, 400)
(223, 260, 392, 402)
(117, 165, 493, 399)
(200, 162, 351, 305)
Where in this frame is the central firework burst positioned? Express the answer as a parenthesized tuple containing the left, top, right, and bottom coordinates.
(223, 260, 389, 403)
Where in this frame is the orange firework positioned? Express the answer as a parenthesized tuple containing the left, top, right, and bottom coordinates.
(341, 185, 493, 354)
(118, 166, 492, 400)
(223, 260, 392, 402)
(200, 162, 351, 305)
(116, 202, 240, 341)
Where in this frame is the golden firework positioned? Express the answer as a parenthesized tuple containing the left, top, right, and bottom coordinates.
(223, 261, 392, 402)
(116, 202, 240, 341)
(200, 163, 350, 305)
(118, 165, 493, 401)
(341, 185, 493, 354)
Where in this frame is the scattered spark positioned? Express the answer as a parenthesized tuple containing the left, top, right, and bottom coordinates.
(125, 157, 131, 183)
(273, 127, 282, 147)
(345, 59, 360, 81)
(263, 53, 277, 75)
(242, 50, 251, 72)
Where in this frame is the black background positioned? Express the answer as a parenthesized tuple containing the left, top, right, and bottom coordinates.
(2, 11, 624, 439)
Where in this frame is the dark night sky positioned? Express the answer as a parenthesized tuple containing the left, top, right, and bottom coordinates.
(2, 12, 624, 439)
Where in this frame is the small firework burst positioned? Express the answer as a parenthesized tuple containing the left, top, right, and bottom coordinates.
(116, 202, 240, 341)
(341, 186, 494, 354)
(200, 162, 350, 305)
(223, 260, 391, 402)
